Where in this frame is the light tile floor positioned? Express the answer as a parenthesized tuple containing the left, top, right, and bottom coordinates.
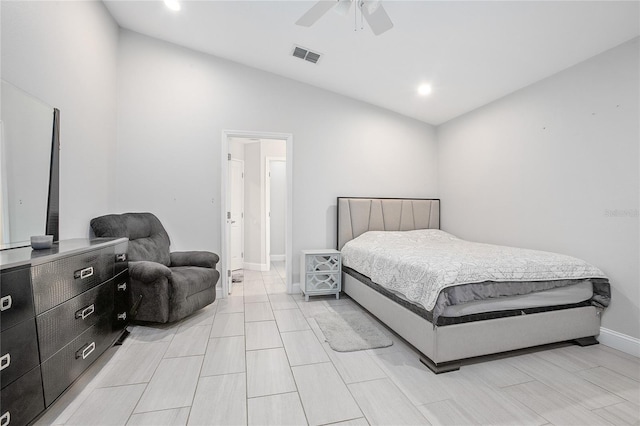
(37, 261, 640, 425)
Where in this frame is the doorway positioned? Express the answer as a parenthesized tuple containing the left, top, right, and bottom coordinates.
(221, 130, 292, 298)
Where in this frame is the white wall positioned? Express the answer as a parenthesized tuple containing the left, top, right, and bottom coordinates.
(1, 1, 119, 238)
(116, 30, 439, 283)
(438, 38, 639, 340)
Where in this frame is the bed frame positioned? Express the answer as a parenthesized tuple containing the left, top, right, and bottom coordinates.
(337, 197, 601, 373)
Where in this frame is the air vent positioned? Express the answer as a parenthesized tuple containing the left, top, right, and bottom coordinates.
(293, 46, 307, 60)
(291, 45, 322, 64)
(305, 51, 321, 64)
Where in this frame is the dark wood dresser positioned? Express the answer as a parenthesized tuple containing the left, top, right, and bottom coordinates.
(0, 238, 129, 426)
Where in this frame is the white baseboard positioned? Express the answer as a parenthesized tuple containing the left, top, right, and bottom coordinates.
(599, 327, 640, 358)
(270, 254, 285, 262)
(243, 262, 269, 272)
(291, 282, 301, 295)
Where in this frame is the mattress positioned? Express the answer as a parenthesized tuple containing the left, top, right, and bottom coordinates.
(344, 266, 606, 326)
(341, 229, 611, 323)
(441, 280, 593, 316)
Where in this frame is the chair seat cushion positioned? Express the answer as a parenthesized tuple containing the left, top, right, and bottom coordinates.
(170, 266, 218, 300)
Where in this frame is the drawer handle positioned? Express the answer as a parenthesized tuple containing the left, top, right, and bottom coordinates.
(75, 304, 95, 320)
(117, 312, 127, 321)
(116, 253, 127, 262)
(117, 282, 127, 291)
(0, 411, 9, 426)
(0, 295, 11, 311)
(0, 353, 10, 371)
(74, 266, 94, 280)
(76, 342, 96, 360)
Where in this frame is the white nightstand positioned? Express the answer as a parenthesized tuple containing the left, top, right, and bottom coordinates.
(300, 249, 341, 301)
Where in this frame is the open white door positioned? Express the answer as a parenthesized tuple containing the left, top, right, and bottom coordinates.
(228, 159, 244, 293)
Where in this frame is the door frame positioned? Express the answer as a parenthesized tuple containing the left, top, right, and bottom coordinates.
(265, 156, 286, 265)
(221, 130, 293, 298)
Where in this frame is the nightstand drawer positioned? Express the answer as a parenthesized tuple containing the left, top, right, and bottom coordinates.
(0, 266, 35, 333)
(0, 366, 45, 426)
(305, 254, 341, 273)
(0, 319, 39, 389)
(36, 279, 115, 361)
(305, 273, 340, 294)
(32, 246, 115, 314)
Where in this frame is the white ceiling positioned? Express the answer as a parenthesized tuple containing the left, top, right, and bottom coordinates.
(103, 1, 639, 125)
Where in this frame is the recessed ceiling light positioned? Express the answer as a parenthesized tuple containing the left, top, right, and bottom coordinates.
(418, 84, 432, 96)
(164, 0, 181, 11)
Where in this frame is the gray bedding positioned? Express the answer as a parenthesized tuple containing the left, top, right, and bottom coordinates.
(341, 229, 609, 313)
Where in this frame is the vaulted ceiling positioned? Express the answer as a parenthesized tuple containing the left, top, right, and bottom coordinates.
(104, 1, 639, 125)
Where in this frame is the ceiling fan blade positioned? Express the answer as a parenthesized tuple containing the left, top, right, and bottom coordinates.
(360, 3, 393, 35)
(296, 1, 337, 27)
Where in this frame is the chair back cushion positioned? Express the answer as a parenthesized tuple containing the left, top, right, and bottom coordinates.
(90, 212, 171, 266)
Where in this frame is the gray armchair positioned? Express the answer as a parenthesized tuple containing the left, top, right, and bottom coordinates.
(90, 212, 219, 323)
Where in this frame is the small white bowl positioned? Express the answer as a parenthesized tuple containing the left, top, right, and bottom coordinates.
(31, 235, 54, 250)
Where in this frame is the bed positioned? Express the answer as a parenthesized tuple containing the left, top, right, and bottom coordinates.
(337, 197, 610, 373)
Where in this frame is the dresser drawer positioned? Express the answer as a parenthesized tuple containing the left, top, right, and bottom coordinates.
(0, 319, 39, 389)
(36, 280, 115, 362)
(41, 315, 113, 406)
(0, 366, 45, 426)
(0, 267, 35, 333)
(31, 246, 115, 314)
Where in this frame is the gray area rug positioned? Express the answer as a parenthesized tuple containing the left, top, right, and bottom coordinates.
(315, 311, 393, 352)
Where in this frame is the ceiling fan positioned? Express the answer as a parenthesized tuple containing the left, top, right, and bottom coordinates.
(296, 0, 394, 36)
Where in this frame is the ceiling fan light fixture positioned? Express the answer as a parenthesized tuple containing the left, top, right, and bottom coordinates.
(296, 0, 393, 36)
(334, 0, 353, 16)
(164, 0, 181, 12)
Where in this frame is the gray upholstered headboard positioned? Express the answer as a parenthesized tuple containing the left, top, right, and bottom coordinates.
(337, 198, 440, 250)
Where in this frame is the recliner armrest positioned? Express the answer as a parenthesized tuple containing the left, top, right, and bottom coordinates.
(170, 251, 219, 269)
(129, 260, 172, 283)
